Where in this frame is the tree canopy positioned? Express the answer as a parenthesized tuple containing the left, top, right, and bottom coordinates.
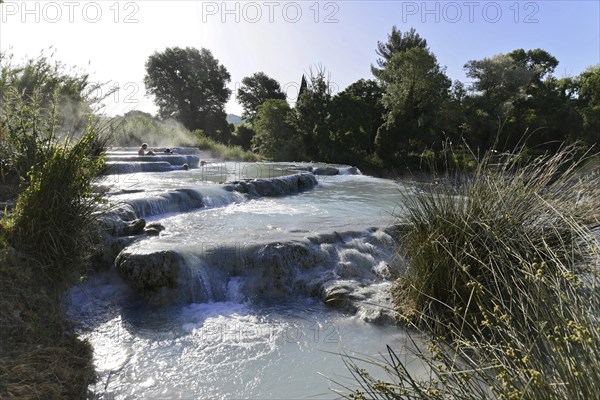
(144, 47, 231, 137)
(133, 30, 597, 173)
(575, 65, 600, 143)
(236, 72, 286, 124)
(252, 99, 302, 161)
(328, 80, 384, 162)
(371, 26, 428, 78)
(463, 48, 575, 150)
(375, 47, 450, 162)
(293, 68, 333, 160)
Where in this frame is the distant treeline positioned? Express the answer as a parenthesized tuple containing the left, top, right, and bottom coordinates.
(141, 27, 599, 172)
(3, 26, 598, 176)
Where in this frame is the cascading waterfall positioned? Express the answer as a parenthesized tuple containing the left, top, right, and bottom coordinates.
(180, 253, 218, 303)
(101, 173, 318, 220)
(66, 148, 425, 399)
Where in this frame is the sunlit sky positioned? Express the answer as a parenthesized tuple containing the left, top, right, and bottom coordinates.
(1, 1, 599, 117)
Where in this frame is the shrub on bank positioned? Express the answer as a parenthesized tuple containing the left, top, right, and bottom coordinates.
(104, 112, 259, 162)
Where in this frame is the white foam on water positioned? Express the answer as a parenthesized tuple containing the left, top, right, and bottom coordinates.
(223, 198, 323, 216)
(226, 276, 246, 303)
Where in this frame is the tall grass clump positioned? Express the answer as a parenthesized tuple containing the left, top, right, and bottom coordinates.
(7, 128, 105, 288)
(399, 145, 598, 331)
(337, 145, 599, 399)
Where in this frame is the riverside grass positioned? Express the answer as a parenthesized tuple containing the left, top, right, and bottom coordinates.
(337, 145, 599, 399)
(0, 131, 103, 398)
(1, 74, 105, 397)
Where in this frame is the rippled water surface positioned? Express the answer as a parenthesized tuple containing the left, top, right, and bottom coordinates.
(68, 274, 425, 399)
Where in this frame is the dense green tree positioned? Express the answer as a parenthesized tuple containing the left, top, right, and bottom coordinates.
(461, 52, 530, 149)
(231, 124, 255, 150)
(465, 54, 534, 106)
(236, 72, 286, 124)
(465, 49, 557, 102)
(144, 47, 231, 138)
(252, 99, 302, 161)
(463, 49, 575, 150)
(371, 27, 428, 78)
(507, 48, 559, 82)
(328, 93, 370, 163)
(293, 68, 332, 160)
(436, 80, 470, 146)
(298, 75, 308, 99)
(512, 76, 582, 149)
(329, 79, 384, 162)
(575, 65, 600, 145)
(375, 48, 451, 162)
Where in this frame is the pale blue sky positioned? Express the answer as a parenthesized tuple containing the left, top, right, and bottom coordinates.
(1, 1, 598, 116)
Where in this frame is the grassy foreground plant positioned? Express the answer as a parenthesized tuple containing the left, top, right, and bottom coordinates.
(399, 146, 598, 332)
(337, 146, 599, 399)
(7, 128, 105, 287)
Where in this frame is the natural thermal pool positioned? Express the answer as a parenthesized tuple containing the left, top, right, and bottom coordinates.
(65, 149, 427, 398)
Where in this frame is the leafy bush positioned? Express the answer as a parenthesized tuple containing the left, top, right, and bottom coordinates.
(0, 52, 103, 184)
(230, 124, 255, 150)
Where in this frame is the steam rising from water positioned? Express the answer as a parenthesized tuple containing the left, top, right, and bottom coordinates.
(106, 111, 198, 147)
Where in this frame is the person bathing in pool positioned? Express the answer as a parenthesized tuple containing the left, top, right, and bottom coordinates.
(138, 143, 156, 156)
